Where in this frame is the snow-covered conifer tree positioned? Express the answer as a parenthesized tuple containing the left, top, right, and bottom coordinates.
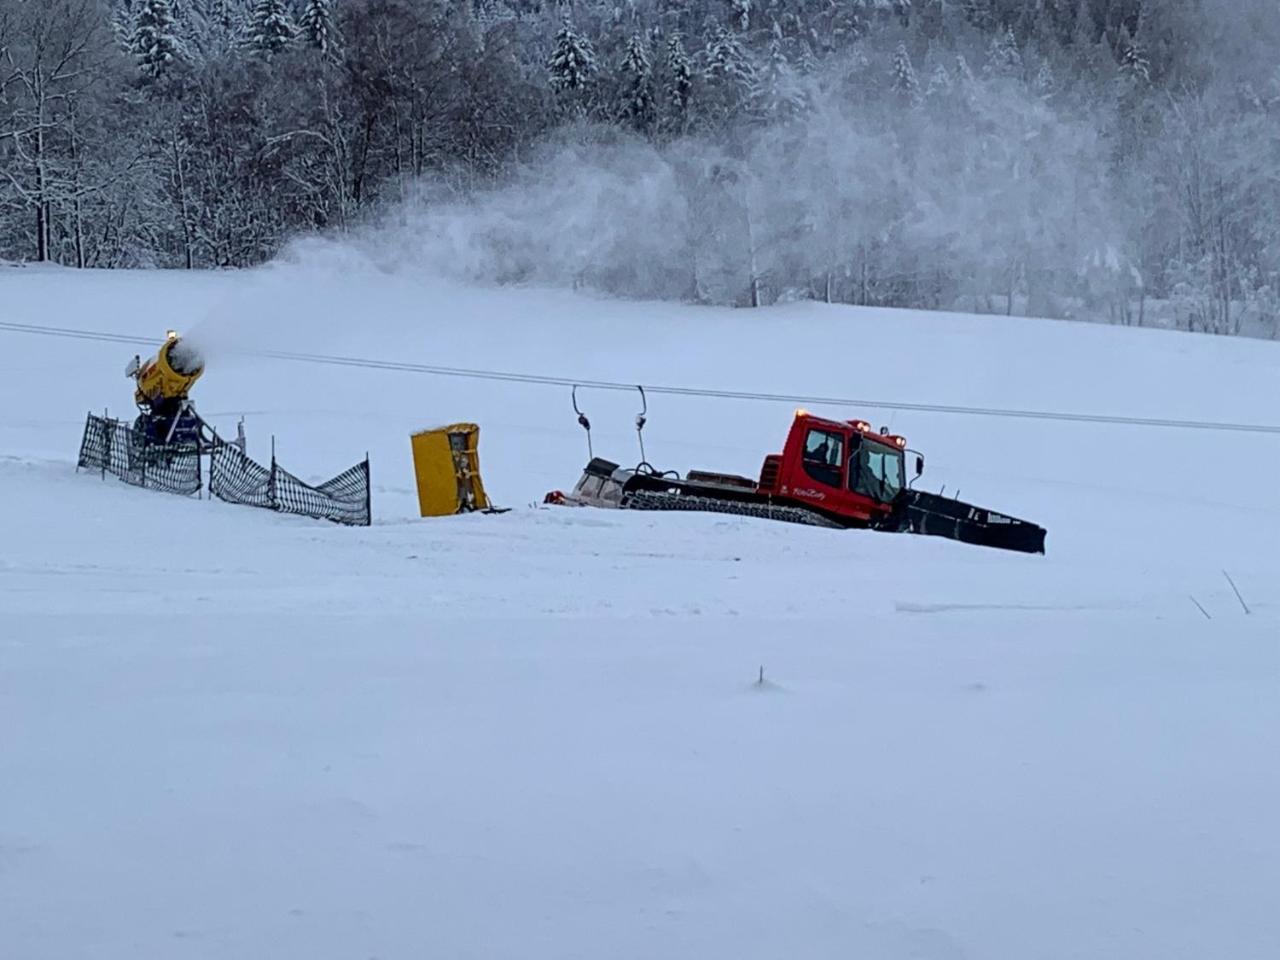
(925, 61, 952, 99)
(132, 0, 185, 81)
(180, 0, 248, 60)
(702, 25, 755, 126)
(244, 0, 295, 54)
(985, 25, 1022, 78)
(890, 41, 920, 105)
(548, 20, 595, 93)
(617, 35, 656, 132)
(300, 0, 338, 56)
(1118, 30, 1150, 85)
(950, 52, 979, 109)
(754, 35, 806, 122)
(704, 26, 753, 89)
(1034, 59, 1055, 97)
(796, 40, 818, 76)
(665, 34, 692, 117)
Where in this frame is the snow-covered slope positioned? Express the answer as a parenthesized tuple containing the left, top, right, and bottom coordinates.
(2, 258, 1278, 960)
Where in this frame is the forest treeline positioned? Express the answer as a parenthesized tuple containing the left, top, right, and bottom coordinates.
(1, 1, 1277, 335)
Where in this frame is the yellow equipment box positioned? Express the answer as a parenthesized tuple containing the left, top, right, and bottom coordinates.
(410, 423, 491, 517)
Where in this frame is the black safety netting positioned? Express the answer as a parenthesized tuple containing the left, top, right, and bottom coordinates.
(78, 412, 371, 525)
(207, 443, 274, 509)
(209, 443, 371, 527)
(77, 413, 202, 497)
(271, 459, 371, 526)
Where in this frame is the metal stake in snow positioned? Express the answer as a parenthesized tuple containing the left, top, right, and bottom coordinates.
(1222, 571, 1251, 615)
(1190, 596, 1212, 621)
(635, 386, 648, 465)
(572, 385, 592, 459)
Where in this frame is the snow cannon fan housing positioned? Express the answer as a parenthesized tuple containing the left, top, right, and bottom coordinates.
(128, 332, 204, 408)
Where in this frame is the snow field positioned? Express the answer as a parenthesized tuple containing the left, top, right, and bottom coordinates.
(1, 259, 1278, 958)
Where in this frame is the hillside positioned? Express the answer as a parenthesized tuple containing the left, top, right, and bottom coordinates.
(2, 260, 1278, 959)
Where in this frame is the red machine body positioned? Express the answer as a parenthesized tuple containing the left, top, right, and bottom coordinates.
(548, 409, 1046, 554)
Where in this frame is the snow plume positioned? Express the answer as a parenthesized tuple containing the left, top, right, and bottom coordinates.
(368, 132, 697, 300)
(325, 51, 1124, 315)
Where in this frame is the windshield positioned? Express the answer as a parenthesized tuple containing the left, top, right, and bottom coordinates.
(850, 440, 905, 503)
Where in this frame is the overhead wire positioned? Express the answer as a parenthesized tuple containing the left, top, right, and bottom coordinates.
(3, 317, 1279, 436)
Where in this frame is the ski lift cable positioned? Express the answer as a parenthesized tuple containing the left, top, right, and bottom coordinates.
(3, 318, 1279, 436)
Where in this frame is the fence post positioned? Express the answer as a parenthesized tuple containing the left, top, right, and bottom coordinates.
(101, 413, 109, 482)
(363, 454, 372, 527)
(76, 413, 85, 475)
(268, 436, 278, 511)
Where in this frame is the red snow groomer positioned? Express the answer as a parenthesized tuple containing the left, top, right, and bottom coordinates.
(546, 389, 1046, 555)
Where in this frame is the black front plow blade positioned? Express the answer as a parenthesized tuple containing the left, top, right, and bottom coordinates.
(903, 490, 1047, 555)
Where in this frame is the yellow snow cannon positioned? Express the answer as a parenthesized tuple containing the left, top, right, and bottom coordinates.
(127, 330, 204, 408)
(125, 331, 208, 446)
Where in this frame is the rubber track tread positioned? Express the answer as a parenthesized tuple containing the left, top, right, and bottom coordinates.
(624, 491, 841, 528)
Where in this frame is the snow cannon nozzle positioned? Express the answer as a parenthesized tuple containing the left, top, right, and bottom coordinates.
(166, 336, 203, 377)
(130, 332, 206, 414)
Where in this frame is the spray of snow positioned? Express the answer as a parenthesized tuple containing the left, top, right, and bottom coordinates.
(293, 55, 1124, 313)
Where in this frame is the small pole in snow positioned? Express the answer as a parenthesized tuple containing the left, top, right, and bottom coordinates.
(268, 435, 278, 509)
(1223, 571, 1251, 615)
(364, 452, 372, 527)
(1189, 596, 1212, 621)
(757, 665, 765, 686)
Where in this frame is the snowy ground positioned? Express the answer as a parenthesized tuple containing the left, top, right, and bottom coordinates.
(2, 257, 1279, 959)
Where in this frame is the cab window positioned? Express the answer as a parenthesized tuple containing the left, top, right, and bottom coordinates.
(802, 429, 844, 488)
(850, 440, 906, 503)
